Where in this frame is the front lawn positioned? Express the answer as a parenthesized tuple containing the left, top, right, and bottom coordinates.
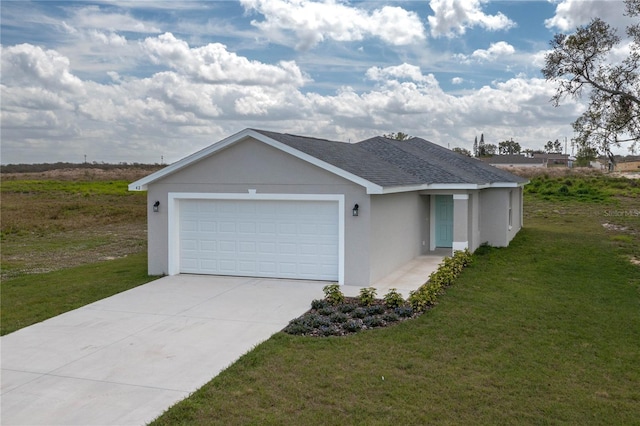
(0, 253, 157, 335)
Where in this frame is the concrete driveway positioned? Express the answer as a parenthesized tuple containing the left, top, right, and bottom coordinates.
(1, 275, 326, 426)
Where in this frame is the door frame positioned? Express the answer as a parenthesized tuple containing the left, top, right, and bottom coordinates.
(167, 192, 345, 284)
(429, 194, 454, 250)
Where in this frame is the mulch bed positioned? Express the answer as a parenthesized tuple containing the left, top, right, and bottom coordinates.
(283, 297, 425, 337)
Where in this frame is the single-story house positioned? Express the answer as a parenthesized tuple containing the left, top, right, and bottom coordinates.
(532, 153, 574, 167)
(480, 155, 546, 169)
(129, 129, 528, 287)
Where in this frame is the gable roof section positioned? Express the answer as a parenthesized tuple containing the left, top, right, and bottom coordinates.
(129, 128, 527, 194)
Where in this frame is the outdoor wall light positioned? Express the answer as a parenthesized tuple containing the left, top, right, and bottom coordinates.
(153, 201, 160, 212)
(352, 203, 359, 217)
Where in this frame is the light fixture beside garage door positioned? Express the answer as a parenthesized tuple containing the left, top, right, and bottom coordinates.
(352, 203, 359, 216)
(153, 201, 160, 212)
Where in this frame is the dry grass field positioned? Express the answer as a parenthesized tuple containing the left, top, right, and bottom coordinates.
(1, 166, 162, 280)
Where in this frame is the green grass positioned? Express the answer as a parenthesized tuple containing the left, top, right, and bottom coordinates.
(0, 252, 158, 335)
(1, 179, 148, 279)
(150, 192, 640, 425)
(524, 174, 640, 203)
(0, 179, 135, 196)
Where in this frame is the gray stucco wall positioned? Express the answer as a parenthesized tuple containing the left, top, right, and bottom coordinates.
(145, 137, 371, 285)
(478, 187, 523, 247)
(369, 192, 423, 283)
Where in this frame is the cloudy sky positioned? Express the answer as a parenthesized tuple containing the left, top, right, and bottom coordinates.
(0, 0, 633, 164)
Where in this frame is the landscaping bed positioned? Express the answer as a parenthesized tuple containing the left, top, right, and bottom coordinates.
(284, 294, 421, 337)
(284, 249, 473, 337)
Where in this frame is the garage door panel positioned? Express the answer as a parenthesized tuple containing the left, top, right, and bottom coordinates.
(219, 240, 236, 253)
(179, 199, 339, 280)
(239, 241, 256, 253)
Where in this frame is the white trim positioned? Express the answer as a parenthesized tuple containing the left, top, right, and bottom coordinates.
(167, 192, 345, 285)
(380, 181, 525, 194)
(452, 241, 468, 251)
(453, 194, 469, 200)
(429, 195, 436, 251)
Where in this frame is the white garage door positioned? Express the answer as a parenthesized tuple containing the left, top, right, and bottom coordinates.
(179, 199, 339, 281)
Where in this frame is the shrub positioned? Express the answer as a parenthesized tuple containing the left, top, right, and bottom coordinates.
(339, 303, 357, 313)
(383, 288, 405, 308)
(383, 312, 399, 323)
(366, 304, 385, 315)
(323, 284, 344, 305)
(363, 316, 385, 328)
(311, 299, 329, 310)
(394, 306, 414, 318)
(344, 319, 364, 333)
(358, 287, 377, 306)
(408, 288, 435, 312)
(329, 311, 348, 323)
(305, 313, 332, 328)
(352, 307, 367, 319)
(318, 305, 337, 316)
(284, 318, 312, 335)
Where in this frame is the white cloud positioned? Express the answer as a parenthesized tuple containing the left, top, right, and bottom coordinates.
(453, 41, 515, 64)
(1, 44, 85, 94)
(365, 63, 437, 84)
(471, 41, 515, 61)
(141, 33, 307, 86)
(69, 5, 161, 33)
(544, 0, 628, 32)
(0, 34, 585, 164)
(428, 0, 516, 38)
(240, 0, 426, 49)
(451, 77, 464, 84)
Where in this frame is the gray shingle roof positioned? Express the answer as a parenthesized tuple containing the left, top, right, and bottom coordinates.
(252, 129, 527, 187)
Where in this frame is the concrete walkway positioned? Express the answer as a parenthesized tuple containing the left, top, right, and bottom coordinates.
(1, 254, 444, 425)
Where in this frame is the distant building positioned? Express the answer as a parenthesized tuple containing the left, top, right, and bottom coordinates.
(615, 156, 640, 172)
(479, 155, 546, 169)
(532, 153, 573, 167)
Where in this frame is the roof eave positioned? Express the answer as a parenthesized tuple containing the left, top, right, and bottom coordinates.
(375, 180, 528, 194)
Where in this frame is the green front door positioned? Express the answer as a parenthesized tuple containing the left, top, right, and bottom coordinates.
(435, 195, 453, 248)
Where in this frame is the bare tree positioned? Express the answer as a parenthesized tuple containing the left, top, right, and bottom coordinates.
(542, 0, 640, 155)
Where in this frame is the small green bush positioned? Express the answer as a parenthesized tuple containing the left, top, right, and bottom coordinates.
(383, 288, 405, 308)
(358, 287, 377, 306)
(323, 284, 344, 305)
